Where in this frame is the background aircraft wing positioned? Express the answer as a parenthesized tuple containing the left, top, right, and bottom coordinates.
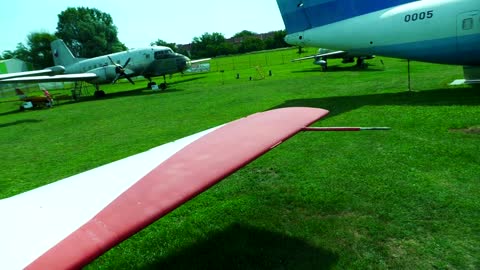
(292, 50, 346, 62)
(0, 107, 329, 270)
(0, 73, 98, 83)
(0, 66, 66, 81)
(190, 58, 211, 64)
(0, 70, 54, 80)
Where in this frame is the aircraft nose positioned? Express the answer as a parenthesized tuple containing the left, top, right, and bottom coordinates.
(185, 56, 191, 66)
(177, 55, 191, 71)
(183, 56, 192, 70)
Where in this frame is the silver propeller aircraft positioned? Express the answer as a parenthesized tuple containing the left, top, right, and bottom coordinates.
(0, 40, 208, 97)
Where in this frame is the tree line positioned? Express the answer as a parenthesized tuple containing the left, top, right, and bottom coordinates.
(1, 7, 126, 69)
(151, 30, 289, 59)
(1, 7, 289, 70)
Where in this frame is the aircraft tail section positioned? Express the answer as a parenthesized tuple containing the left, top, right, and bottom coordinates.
(450, 66, 480, 85)
(51, 39, 78, 66)
(276, 0, 419, 34)
(463, 66, 480, 81)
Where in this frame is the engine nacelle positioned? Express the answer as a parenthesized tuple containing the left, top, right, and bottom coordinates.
(89, 65, 117, 84)
(314, 59, 327, 66)
(47, 65, 66, 75)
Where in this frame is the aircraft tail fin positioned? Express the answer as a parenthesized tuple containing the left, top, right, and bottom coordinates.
(51, 39, 78, 66)
(276, 0, 418, 34)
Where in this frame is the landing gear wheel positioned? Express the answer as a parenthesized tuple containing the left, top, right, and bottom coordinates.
(160, 83, 167, 91)
(357, 59, 366, 69)
(147, 82, 157, 89)
(94, 90, 106, 98)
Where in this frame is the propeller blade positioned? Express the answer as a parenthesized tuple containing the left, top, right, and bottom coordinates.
(108, 56, 117, 66)
(123, 58, 131, 69)
(112, 73, 121, 84)
(108, 56, 134, 84)
(125, 74, 135, 85)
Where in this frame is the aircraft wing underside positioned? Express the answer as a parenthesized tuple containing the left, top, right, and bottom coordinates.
(0, 70, 56, 81)
(190, 58, 212, 64)
(0, 73, 98, 83)
(292, 50, 346, 62)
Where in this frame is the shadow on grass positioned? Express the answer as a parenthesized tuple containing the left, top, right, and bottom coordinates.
(271, 87, 480, 118)
(73, 76, 208, 102)
(0, 119, 42, 128)
(292, 63, 383, 74)
(0, 109, 21, 117)
(0, 84, 188, 116)
(169, 76, 208, 86)
(0, 105, 57, 117)
(144, 223, 338, 270)
(81, 87, 183, 101)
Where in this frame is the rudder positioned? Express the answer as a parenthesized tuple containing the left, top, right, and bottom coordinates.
(51, 39, 78, 66)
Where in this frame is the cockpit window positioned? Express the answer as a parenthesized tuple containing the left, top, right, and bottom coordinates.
(154, 49, 175, 60)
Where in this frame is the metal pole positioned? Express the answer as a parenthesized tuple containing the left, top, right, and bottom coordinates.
(302, 127, 391, 132)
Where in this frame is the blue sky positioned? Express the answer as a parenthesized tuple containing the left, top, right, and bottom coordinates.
(0, 0, 285, 53)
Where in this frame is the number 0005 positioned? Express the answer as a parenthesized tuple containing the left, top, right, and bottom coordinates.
(405, 11, 433, 22)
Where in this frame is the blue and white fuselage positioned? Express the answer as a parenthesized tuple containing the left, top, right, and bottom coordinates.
(277, 0, 480, 67)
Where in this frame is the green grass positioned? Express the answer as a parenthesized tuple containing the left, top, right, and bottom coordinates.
(1, 48, 479, 269)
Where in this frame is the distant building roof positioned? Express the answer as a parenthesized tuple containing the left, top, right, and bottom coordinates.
(0, 58, 32, 74)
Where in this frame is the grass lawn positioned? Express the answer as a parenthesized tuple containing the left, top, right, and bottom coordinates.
(0, 48, 479, 269)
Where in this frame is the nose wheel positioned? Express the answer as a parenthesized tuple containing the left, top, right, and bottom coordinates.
(94, 84, 106, 98)
(147, 82, 157, 89)
(146, 76, 168, 91)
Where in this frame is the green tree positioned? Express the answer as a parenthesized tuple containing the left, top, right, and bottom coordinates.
(264, 30, 289, 50)
(4, 43, 30, 62)
(176, 46, 191, 58)
(26, 32, 57, 69)
(1, 32, 57, 69)
(191, 32, 231, 58)
(1, 50, 15, 60)
(233, 30, 257, 39)
(56, 7, 126, 58)
(238, 36, 265, 53)
(216, 42, 237, 56)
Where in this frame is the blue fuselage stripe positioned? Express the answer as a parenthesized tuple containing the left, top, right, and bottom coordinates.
(278, 0, 419, 33)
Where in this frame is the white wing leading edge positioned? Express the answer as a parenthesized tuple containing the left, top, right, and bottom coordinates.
(0, 107, 330, 269)
(0, 126, 222, 269)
